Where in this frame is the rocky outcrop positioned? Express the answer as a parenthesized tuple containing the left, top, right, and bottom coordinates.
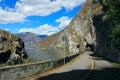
(37, 0, 120, 61)
(0, 30, 28, 65)
(37, 0, 101, 56)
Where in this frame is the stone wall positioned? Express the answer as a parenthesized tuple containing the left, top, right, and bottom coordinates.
(0, 54, 79, 80)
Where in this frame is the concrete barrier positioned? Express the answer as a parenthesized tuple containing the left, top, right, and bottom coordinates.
(0, 54, 79, 80)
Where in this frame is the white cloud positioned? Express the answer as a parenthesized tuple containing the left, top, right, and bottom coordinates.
(52, 0, 86, 10)
(56, 16, 72, 29)
(18, 16, 72, 35)
(15, 0, 86, 16)
(0, 0, 86, 24)
(19, 24, 60, 35)
(15, 0, 61, 16)
(0, 8, 25, 24)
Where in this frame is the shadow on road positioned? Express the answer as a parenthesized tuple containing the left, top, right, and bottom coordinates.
(90, 53, 120, 63)
(35, 70, 89, 80)
(88, 67, 120, 80)
(35, 67, 120, 80)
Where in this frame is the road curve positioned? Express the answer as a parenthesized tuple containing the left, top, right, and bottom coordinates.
(23, 51, 93, 80)
(88, 54, 120, 80)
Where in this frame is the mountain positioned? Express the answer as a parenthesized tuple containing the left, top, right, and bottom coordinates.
(0, 30, 28, 65)
(37, 0, 120, 62)
(38, 35, 48, 39)
(17, 32, 42, 48)
(37, 0, 101, 54)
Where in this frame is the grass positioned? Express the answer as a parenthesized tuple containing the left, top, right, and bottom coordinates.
(23, 58, 43, 64)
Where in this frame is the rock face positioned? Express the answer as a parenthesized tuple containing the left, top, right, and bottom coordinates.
(17, 32, 43, 48)
(0, 30, 28, 65)
(37, 0, 119, 61)
(37, 0, 102, 56)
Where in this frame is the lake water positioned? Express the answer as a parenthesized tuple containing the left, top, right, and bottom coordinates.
(26, 49, 64, 61)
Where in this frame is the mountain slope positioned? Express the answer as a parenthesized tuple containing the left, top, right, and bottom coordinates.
(17, 32, 42, 48)
(37, 0, 101, 55)
(37, 0, 120, 62)
(38, 35, 48, 39)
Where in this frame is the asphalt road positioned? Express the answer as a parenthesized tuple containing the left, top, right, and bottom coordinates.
(88, 54, 120, 80)
(23, 51, 93, 80)
(35, 52, 92, 80)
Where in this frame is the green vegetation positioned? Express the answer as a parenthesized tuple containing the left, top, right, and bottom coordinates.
(111, 25, 120, 49)
(102, 0, 120, 50)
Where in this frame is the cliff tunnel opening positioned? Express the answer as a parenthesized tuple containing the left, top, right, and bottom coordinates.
(85, 43, 95, 51)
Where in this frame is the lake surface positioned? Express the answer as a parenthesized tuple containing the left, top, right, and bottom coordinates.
(26, 49, 65, 61)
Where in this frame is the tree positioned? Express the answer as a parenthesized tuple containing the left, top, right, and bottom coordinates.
(111, 25, 120, 50)
(102, 0, 120, 50)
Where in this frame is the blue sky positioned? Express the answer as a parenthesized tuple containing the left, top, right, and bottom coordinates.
(0, 0, 86, 35)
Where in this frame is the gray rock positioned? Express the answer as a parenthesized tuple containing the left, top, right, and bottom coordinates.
(37, 0, 120, 61)
(0, 30, 28, 65)
(37, 0, 99, 57)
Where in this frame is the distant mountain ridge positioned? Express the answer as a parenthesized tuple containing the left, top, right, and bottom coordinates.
(38, 35, 48, 39)
(17, 32, 47, 48)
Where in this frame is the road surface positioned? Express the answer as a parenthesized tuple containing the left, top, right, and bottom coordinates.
(88, 54, 120, 80)
(23, 51, 93, 80)
(23, 51, 120, 80)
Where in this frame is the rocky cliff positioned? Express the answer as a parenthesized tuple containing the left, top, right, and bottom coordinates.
(37, 0, 119, 61)
(0, 30, 28, 65)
